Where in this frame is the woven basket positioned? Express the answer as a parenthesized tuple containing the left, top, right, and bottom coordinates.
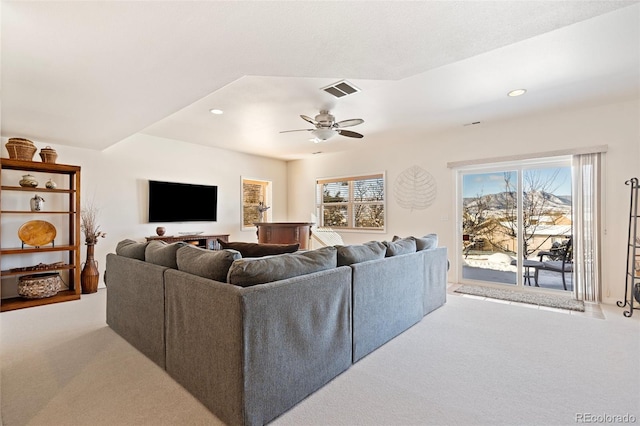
(18, 272, 62, 299)
(39, 146, 58, 164)
(6, 138, 37, 161)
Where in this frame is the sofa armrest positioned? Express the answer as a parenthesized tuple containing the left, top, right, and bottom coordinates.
(164, 266, 352, 426)
(351, 252, 425, 362)
(422, 247, 448, 315)
(241, 266, 352, 425)
(105, 253, 168, 368)
(164, 270, 245, 426)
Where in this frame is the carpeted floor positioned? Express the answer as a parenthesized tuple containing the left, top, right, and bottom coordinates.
(1, 288, 638, 425)
(455, 284, 585, 311)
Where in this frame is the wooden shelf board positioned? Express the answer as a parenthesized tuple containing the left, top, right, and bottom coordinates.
(0, 159, 80, 174)
(1, 290, 80, 312)
(1, 264, 75, 277)
(1, 210, 76, 214)
(1, 245, 77, 255)
(0, 210, 75, 214)
(1, 186, 74, 193)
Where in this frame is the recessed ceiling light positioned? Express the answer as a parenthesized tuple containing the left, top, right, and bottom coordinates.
(507, 89, 527, 97)
(209, 109, 224, 115)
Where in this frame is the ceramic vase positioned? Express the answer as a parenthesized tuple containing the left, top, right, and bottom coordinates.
(156, 226, 166, 236)
(19, 174, 38, 188)
(30, 194, 45, 212)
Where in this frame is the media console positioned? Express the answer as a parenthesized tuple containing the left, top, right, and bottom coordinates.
(145, 234, 229, 250)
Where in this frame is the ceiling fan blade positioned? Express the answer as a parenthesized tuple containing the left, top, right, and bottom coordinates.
(336, 118, 364, 128)
(300, 115, 318, 125)
(279, 129, 314, 133)
(337, 129, 364, 139)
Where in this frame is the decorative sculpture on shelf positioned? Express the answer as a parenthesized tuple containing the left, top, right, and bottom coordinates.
(257, 201, 271, 222)
(30, 194, 45, 212)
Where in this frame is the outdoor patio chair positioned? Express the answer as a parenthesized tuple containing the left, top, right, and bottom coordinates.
(538, 238, 570, 261)
(540, 237, 573, 291)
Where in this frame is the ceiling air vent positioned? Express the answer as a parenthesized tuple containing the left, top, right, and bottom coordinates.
(321, 80, 360, 98)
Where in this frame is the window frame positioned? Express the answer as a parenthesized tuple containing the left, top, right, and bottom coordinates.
(455, 156, 573, 288)
(315, 172, 386, 232)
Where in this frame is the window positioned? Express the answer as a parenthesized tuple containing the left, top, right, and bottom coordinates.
(316, 173, 385, 230)
(242, 178, 271, 229)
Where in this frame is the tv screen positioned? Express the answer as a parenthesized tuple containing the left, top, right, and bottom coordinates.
(148, 180, 218, 223)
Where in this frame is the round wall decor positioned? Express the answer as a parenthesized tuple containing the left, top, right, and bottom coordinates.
(393, 165, 437, 210)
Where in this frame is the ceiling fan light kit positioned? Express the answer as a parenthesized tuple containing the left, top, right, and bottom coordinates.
(281, 109, 364, 142)
(311, 128, 337, 141)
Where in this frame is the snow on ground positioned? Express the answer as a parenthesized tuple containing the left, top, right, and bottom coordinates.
(462, 253, 517, 272)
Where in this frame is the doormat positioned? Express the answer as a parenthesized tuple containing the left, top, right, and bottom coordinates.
(454, 285, 585, 312)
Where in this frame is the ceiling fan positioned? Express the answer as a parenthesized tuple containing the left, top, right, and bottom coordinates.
(280, 110, 364, 143)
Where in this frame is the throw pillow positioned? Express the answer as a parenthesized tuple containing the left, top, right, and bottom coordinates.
(336, 241, 386, 266)
(218, 239, 299, 258)
(383, 237, 417, 257)
(416, 233, 438, 250)
(393, 234, 438, 251)
(176, 245, 241, 282)
(115, 239, 149, 260)
(227, 246, 337, 287)
(145, 240, 185, 268)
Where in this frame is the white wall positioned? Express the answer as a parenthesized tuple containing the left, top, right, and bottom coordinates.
(287, 99, 640, 305)
(3, 100, 638, 303)
(1, 133, 287, 295)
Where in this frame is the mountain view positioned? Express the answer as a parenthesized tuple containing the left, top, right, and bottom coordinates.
(463, 190, 572, 218)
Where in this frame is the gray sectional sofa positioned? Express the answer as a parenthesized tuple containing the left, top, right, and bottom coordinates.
(106, 237, 448, 425)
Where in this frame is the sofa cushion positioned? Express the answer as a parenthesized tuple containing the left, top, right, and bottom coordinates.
(227, 246, 337, 287)
(383, 237, 417, 257)
(145, 241, 185, 268)
(116, 239, 149, 260)
(416, 233, 438, 250)
(336, 241, 386, 266)
(218, 240, 299, 258)
(393, 234, 438, 251)
(176, 245, 242, 282)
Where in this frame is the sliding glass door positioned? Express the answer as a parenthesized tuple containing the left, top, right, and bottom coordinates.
(460, 159, 573, 291)
(462, 170, 518, 285)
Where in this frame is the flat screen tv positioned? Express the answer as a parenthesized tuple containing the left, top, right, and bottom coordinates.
(148, 180, 218, 223)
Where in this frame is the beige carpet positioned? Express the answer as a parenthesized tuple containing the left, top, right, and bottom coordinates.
(0, 290, 220, 426)
(2, 288, 639, 425)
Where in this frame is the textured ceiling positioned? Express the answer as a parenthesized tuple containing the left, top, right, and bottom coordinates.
(2, 1, 639, 159)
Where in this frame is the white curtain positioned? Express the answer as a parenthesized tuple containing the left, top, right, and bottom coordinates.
(572, 153, 602, 302)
